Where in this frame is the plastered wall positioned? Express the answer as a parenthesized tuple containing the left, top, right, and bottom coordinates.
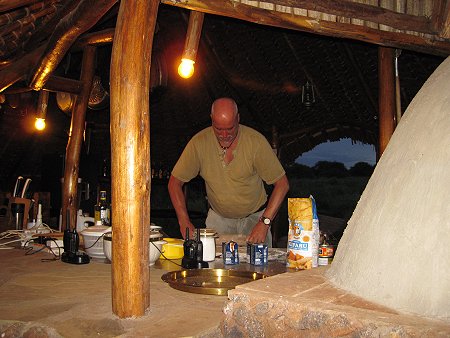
(326, 56, 450, 322)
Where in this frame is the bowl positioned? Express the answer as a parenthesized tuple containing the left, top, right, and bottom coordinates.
(80, 225, 111, 259)
(160, 238, 184, 259)
(103, 232, 167, 266)
(149, 240, 166, 265)
(103, 232, 112, 261)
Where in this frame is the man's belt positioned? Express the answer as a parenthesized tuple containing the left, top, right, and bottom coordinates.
(250, 201, 267, 216)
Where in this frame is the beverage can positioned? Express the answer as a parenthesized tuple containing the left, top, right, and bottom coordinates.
(318, 244, 335, 257)
(222, 241, 239, 265)
(318, 256, 333, 265)
(249, 243, 268, 265)
(318, 244, 335, 266)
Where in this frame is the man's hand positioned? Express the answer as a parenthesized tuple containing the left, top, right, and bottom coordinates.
(246, 174, 289, 244)
(246, 221, 269, 244)
(180, 221, 196, 239)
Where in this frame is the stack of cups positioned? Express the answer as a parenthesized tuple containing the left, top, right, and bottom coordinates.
(197, 228, 218, 262)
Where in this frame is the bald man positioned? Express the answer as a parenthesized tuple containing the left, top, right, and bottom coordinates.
(168, 97, 289, 246)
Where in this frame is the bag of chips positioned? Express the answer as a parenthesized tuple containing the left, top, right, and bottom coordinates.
(286, 196, 320, 269)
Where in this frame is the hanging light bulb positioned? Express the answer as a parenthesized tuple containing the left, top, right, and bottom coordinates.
(178, 59, 195, 79)
(35, 117, 46, 130)
(178, 11, 204, 79)
(35, 90, 49, 131)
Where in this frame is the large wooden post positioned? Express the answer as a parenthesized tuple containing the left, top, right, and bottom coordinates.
(110, 1, 158, 317)
(378, 47, 396, 158)
(61, 46, 96, 230)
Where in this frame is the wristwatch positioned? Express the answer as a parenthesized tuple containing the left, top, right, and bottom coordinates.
(259, 216, 272, 227)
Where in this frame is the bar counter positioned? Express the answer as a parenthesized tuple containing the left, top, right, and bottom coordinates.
(0, 245, 289, 337)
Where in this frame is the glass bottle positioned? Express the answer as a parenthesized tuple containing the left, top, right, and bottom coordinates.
(94, 190, 110, 226)
(97, 159, 111, 201)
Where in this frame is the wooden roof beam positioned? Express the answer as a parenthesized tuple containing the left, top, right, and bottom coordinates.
(0, 45, 45, 92)
(161, 0, 450, 56)
(259, 0, 435, 34)
(28, 0, 117, 91)
(72, 28, 115, 49)
(23, 0, 82, 55)
(433, 0, 450, 39)
(43, 75, 83, 94)
(2, 75, 83, 94)
(0, 26, 112, 93)
(0, 0, 43, 13)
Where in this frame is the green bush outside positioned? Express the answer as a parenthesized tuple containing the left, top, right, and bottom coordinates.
(286, 176, 370, 220)
(150, 161, 374, 240)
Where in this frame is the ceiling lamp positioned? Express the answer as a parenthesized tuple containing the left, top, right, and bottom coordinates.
(178, 11, 204, 79)
(35, 90, 49, 131)
(302, 80, 315, 108)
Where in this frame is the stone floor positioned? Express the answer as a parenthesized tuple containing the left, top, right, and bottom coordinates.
(1, 243, 449, 337)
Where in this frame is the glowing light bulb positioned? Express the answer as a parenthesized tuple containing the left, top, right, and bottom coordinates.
(35, 118, 46, 131)
(178, 59, 195, 79)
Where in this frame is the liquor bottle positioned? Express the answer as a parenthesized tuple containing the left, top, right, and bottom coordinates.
(94, 190, 110, 226)
(98, 159, 111, 200)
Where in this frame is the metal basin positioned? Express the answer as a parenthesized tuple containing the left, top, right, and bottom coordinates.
(161, 268, 268, 296)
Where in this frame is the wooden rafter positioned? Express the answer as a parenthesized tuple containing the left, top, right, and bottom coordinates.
(161, 0, 450, 56)
(23, 0, 82, 55)
(433, 0, 450, 39)
(72, 28, 115, 49)
(28, 0, 117, 90)
(0, 0, 43, 13)
(251, 0, 435, 34)
(0, 45, 45, 92)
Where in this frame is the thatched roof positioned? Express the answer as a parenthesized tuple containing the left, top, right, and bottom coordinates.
(0, 1, 448, 189)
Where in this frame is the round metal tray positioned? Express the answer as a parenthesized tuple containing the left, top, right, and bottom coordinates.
(161, 269, 268, 296)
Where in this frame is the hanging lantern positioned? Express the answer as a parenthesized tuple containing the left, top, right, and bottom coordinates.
(302, 80, 315, 108)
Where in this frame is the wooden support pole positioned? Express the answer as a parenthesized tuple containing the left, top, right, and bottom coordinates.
(378, 46, 396, 159)
(110, 0, 158, 318)
(61, 46, 96, 230)
(182, 11, 204, 60)
(36, 89, 49, 119)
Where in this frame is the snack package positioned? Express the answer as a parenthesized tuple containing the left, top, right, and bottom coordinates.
(286, 196, 320, 269)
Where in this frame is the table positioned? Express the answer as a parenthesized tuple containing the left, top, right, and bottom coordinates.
(0, 247, 244, 337)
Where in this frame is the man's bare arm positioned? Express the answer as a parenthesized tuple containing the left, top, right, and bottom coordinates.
(247, 174, 290, 244)
(168, 175, 195, 239)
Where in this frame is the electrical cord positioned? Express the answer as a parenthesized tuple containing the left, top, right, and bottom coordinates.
(22, 237, 62, 262)
(0, 228, 61, 262)
(83, 233, 105, 249)
(43, 237, 62, 261)
(2, 228, 184, 266)
(0, 229, 40, 249)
